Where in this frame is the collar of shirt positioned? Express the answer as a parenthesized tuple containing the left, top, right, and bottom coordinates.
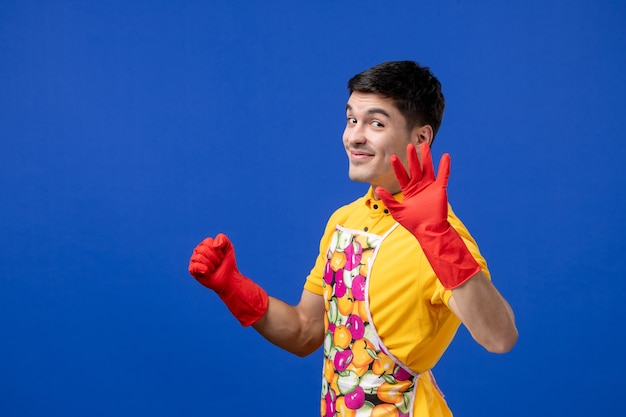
(363, 186, 403, 215)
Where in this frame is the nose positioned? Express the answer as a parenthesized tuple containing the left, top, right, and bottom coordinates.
(343, 123, 366, 147)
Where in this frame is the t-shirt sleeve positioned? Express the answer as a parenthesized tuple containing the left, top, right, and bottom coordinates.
(304, 252, 326, 296)
(303, 209, 346, 296)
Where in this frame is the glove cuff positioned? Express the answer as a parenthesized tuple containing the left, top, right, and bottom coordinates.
(216, 273, 269, 327)
(416, 223, 482, 290)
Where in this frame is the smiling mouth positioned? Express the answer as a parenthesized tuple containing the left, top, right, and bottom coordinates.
(348, 148, 374, 160)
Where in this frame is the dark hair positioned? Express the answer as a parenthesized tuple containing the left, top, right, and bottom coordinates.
(347, 61, 445, 138)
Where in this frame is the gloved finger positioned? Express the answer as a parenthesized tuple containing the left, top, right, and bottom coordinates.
(406, 143, 424, 184)
(436, 153, 451, 187)
(390, 154, 411, 189)
(188, 259, 212, 276)
(192, 239, 222, 266)
(190, 250, 221, 271)
(419, 141, 435, 182)
(194, 236, 215, 253)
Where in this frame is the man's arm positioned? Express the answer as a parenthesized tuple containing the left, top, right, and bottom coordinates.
(448, 270, 517, 353)
(188, 234, 325, 356)
(253, 290, 325, 357)
(377, 142, 518, 354)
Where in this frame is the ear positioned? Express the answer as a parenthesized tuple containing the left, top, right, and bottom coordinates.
(412, 125, 434, 147)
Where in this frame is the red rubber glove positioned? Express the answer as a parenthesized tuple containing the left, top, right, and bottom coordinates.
(376, 142, 481, 289)
(188, 233, 268, 326)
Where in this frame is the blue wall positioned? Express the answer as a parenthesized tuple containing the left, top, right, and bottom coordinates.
(1, 1, 625, 415)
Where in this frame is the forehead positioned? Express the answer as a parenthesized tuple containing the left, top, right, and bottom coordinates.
(346, 92, 402, 118)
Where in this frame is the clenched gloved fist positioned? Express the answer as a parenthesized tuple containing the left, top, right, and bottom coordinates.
(189, 233, 268, 326)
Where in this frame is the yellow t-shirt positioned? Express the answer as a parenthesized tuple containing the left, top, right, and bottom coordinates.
(305, 187, 489, 416)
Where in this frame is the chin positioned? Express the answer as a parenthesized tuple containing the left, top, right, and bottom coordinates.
(347, 171, 371, 184)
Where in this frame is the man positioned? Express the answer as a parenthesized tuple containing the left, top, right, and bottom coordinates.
(188, 60, 518, 416)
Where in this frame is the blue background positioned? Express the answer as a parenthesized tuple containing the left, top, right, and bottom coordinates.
(1, 1, 625, 415)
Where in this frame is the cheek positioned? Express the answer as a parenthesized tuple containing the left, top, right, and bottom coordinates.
(392, 137, 414, 159)
(383, 144, 405, 161)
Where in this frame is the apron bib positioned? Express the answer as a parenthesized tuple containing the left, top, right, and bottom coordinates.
(320, 224, 421, 417)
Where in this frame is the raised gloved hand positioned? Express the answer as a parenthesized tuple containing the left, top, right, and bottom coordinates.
(188, 233, 268, 326)
(376, 142, 481, 289)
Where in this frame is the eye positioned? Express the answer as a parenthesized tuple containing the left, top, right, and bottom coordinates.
(347, 117, 357, 125)
(371, 120, 384, 128)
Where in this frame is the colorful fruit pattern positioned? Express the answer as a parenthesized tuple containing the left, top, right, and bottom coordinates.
(321, 227, 417, 417)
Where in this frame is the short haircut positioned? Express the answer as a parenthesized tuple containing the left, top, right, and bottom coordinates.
(347, 61, 445, 139)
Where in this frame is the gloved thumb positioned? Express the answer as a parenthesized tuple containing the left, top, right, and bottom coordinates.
(213, 233, 234, 258)
(375, 186, 400, 211)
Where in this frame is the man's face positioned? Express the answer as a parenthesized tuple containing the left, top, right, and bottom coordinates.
(343, 92, 425, 196)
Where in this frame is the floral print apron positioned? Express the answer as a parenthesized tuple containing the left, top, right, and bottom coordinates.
(321, 224, 421, 417)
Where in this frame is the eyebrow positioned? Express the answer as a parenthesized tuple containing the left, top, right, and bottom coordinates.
(345, 104, 391, 119)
